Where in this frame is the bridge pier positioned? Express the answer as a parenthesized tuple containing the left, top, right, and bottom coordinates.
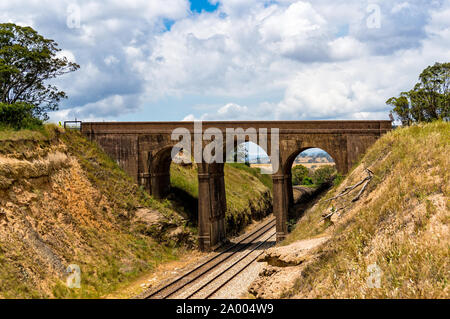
(285, 172, 294, 211)
(272, 174, 288, 242)
(198, 163, 227, 251)
(150, 172, 171, 199)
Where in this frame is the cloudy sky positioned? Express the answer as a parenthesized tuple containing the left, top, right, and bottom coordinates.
(2, 0, 449, 122)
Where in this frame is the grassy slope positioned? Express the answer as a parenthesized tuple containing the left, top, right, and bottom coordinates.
(0, 125, 51, 142)
(170, 162, 272, 235)
(0, 127, 189, 298)
(0, 127, 273, 298)
(284, 121, 449, 298)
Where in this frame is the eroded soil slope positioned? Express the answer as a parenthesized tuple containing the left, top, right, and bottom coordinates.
(0, 127, 192, 298)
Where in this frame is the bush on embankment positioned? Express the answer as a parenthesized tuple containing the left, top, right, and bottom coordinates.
(0, 102, 43, 130)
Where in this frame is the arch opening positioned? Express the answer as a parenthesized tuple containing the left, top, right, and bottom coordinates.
(223, 141, 274, 235)
(150, 146, 198, 225)
(226, 141, 272, 170)
(285, 147, 337, 225)
(150, 141, 275, 248)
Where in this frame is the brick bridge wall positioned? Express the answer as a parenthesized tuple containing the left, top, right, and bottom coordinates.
(81, 121, 391, 251)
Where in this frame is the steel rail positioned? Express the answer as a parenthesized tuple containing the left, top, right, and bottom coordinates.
(142, 217, 275, 299)
(205, 233, 277, 299)
(185, 231, 276, 299)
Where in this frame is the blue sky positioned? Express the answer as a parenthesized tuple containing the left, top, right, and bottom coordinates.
(1, 0, 449, 123)
(190, 0, 219, 13)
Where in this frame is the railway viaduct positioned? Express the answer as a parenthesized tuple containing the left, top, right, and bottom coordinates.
(81, 120, 391, 251)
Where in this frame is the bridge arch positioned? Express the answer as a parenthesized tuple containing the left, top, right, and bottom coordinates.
(284, 147, 336, 215)
(149, 146, 174, 199)
(148, 144, 227, 250)
(81, 120, 391, 251)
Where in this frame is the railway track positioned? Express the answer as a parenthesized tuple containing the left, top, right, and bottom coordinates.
(139, 217, 276, 299)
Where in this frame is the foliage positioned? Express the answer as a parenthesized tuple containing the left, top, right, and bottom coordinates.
(0, 23, 79, 122)
(0, 102, 42, 129)
(292, 164, 335, 186)
(302, 176, 314, 186)
(312, 165, 336, 185)
(333, 173, 345, 187)
(387, 62, 450, 125)
(291, 165, 310, 185)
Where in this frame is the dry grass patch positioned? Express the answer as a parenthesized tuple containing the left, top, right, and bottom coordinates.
(284, 121, 449, 298)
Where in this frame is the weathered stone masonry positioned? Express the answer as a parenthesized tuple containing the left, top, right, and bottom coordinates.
(81, 120, 391, 251)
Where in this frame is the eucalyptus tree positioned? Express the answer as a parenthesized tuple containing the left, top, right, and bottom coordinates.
(0, 23, 79, 124)
(387, 62, 449, 125)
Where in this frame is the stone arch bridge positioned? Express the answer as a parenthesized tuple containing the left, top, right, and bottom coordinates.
(81, 121, 391, 251)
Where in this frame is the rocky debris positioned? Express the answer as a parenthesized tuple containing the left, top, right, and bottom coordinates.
(258, 237, 329, 267)
(133, 208, 195, 248)
(249, 237, 329, 299)
(134, 208, 164, 225)
(248, 265, 302, 299)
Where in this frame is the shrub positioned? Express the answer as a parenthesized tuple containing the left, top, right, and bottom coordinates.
(312, 166, 336, 185)
(292, 165, 310, 185)
(0, 102, 42, 129)
(302, 176, 314, 185)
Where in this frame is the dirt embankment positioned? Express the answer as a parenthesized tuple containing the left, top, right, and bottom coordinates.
(0, 127, 193, 298)
(249, 237, 329, 299)
(0, 126, 276, 299)
(249, 121, 449, 299)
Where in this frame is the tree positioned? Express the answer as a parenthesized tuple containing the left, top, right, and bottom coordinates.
(302, 176, 314, 185)
(235, 143, 250, 166)
(312, 165, 336, 185)
(291, 165, 310, 185)
(386, 94, 411, 126)
(387, 62, 449, 125)
(0, 23, 79, 124)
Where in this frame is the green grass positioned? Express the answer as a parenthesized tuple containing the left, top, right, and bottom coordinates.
(170, 162, 272, 235)
(0, 123, 58, 141)
(170, 164, 199, 198)
(226, 163, 273, 190)
(48, 235, 182, 299)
